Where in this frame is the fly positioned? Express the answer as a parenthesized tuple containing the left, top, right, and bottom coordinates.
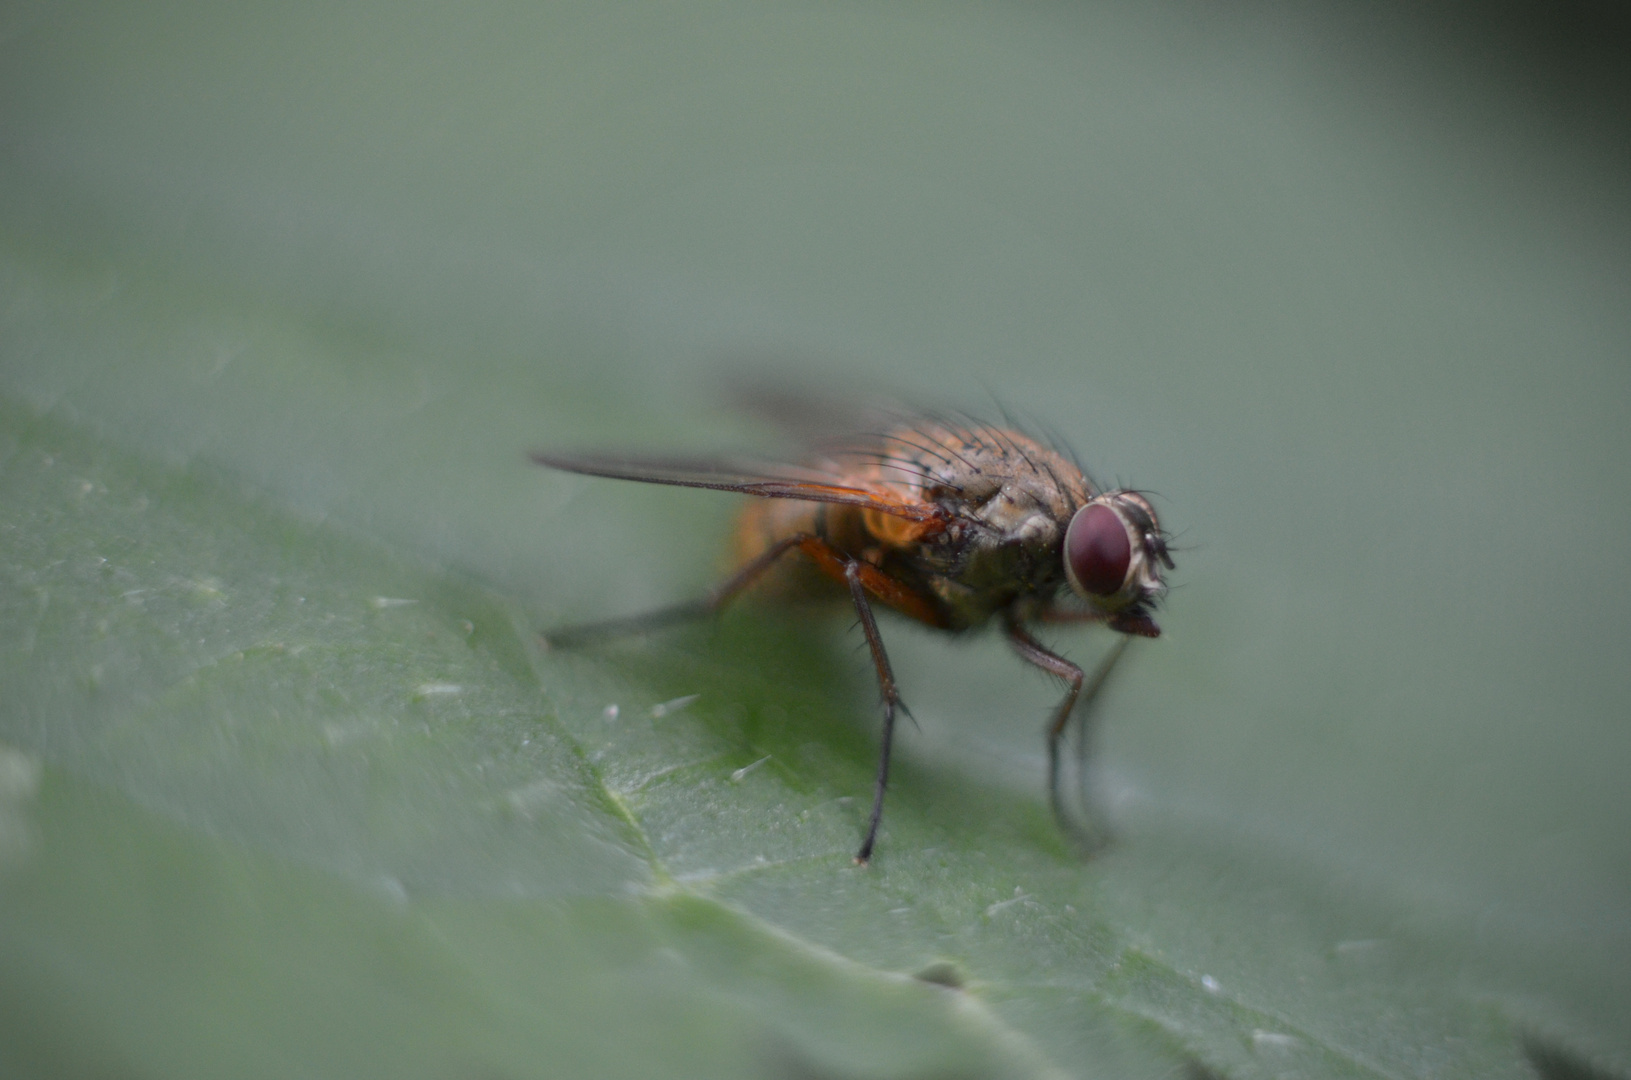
(532, 410, 1173, 864)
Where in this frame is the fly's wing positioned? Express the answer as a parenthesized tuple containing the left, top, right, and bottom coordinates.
(530, 451, 946, 523)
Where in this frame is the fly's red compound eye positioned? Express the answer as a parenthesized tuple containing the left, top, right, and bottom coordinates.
(1066, 503, 1131, 596)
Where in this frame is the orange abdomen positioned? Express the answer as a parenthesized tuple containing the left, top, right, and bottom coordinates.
(730, 497, 948, 627)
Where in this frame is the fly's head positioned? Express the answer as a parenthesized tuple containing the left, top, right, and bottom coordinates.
(1062, 491, 1174, 637)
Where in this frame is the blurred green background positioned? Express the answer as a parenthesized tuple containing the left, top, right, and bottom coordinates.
(2, 1, 1628, 1077)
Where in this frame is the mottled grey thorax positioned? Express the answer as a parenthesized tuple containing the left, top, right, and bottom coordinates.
(902, 474, 1076, 630)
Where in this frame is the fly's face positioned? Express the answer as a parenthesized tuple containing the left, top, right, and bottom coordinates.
(1062, 491, 1173, 637)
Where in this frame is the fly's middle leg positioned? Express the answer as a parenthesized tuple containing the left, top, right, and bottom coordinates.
(842, 559, 906, 866)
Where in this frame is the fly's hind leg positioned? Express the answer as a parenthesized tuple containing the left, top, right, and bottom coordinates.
(1003, 616, 1130, 855)
(546, 528, 911, 865)
(542, 534, 811, 649)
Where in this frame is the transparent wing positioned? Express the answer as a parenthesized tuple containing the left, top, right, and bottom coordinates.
(529, 451, 945, 523)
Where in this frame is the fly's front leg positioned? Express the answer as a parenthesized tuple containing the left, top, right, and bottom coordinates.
(1003, 616, 1130, 854)
(1002, 617, 1087, 846)
(1070, 636, 1130, 822)
(542, 534, 811, 648)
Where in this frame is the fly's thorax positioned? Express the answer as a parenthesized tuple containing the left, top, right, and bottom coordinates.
(906, 485, 1074, 629)
(951, 437, 1088, 582)
(974, 484, 1072, 545)
(852, 422, 1091, 625)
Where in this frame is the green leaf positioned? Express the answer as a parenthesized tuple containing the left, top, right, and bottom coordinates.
(2, 2, 1628, 1078)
